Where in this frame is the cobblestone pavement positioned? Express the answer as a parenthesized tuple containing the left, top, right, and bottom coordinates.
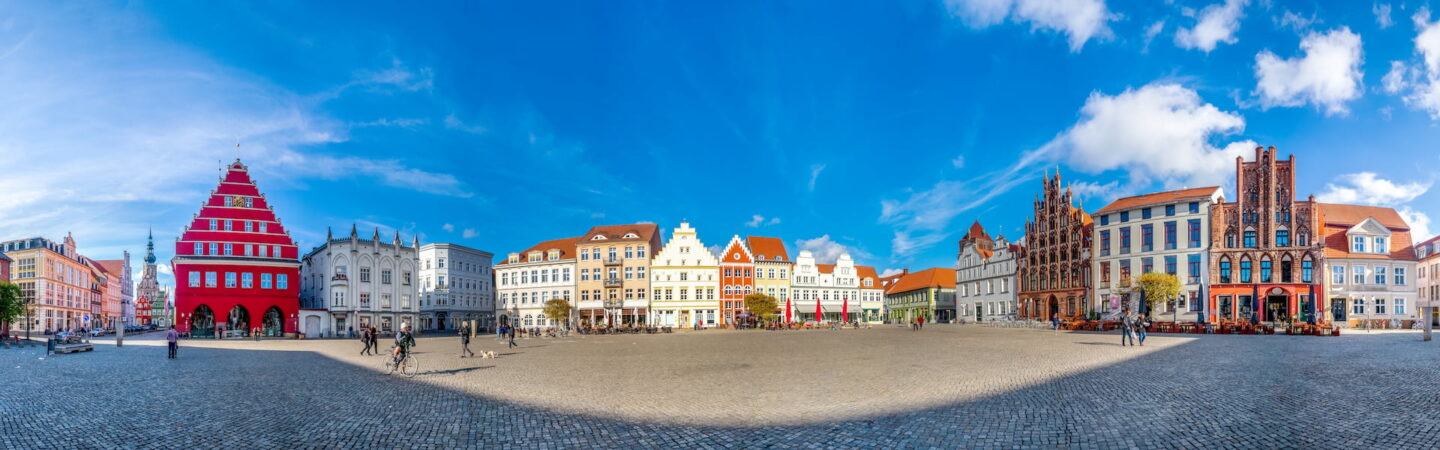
(3, 325, 1438, 449)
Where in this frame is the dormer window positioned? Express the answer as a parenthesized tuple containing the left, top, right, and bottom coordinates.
(508, 254, 519, 264)
(1352, 236, 1366, 253)
(547, 250, 560, 261)
(623, 233, 638, 239)
(1374, 237, 1387, 253)
(528, 252, 541, 262)
(591, 235, 607, 240)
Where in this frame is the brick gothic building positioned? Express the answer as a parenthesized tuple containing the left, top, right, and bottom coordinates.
(1207, 146, 1324, 323)
(1018, 171, 1093, 321)
(172, 159, 301, 338)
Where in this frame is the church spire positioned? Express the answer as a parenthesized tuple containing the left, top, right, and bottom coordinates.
(145, 227, 157, 264)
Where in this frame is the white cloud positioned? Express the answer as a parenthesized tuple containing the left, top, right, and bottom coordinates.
(1175, 0, 1248, 52)
(944, 0, 1114, 52)
(1067, 180, 1125, 203)
(157, 264, 173, 276)
(1275, 10, 1317, 32)
(1317, 172, 1434, 241)
(1375, 3, 1394, 29)
(879, 268, 906, 278)
(808, 164, 826, 191)
(1050, 83, 1254, 190)
(1253, 27, 1365, 115)
(1142, 20, 1166, 52)
(951, 154, 966, 169)
(462, 228, 479, 239)
(442, 223, 455, 232)
(796, 235, 859, 264)
(879, 154, 1039, 259)
(745, 215, 783, 228)
(1383, 61, 1412, 94)
(1387, 9, 1440, 119)
(1316, 172, 1430, 205)
(443, 114, 488, 134)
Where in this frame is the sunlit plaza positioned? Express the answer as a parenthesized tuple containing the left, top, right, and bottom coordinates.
(3, 326, 1436, 448)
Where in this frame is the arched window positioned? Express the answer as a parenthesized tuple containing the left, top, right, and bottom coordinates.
(1276, 229, 1290, 247)
(1219, 257, 1233, 284)
(1301, 257, 1314, 283)
(1260, 258, 1273, 283)
(1280, 255, 1294, 283)
(1240, 258, 1253, 283)
(1243, 230, 1258, 248)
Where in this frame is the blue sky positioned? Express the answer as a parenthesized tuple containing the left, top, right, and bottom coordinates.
(2, 0, 1438, 288)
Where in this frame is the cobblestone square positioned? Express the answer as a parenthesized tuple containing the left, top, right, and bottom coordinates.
(2, 326, 1437, 449)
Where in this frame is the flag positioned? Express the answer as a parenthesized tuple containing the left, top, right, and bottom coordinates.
(815, 298, 823, 323)
(785, 298, 792, 324)
(842, 297, 849, 323)
(1251, 283, 1260, 325)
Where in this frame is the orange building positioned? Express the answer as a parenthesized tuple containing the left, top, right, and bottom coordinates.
(717, 235, 754, 325)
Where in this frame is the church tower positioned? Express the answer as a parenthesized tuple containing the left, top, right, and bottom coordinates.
(136, 229, 161, 327)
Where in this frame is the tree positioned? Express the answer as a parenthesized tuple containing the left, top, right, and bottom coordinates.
(743, 293, 778, 325)
(542, 298, 572, 328)
(1135, 272, 1181, 318)
(0, 282, 22, 331)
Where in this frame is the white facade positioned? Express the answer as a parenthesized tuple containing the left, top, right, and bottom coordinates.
(496, 240, 576, 330)
(418, 243, 495, 332)
(649, 222, 719, 328)
(1323, 218, 1419, 324)
(1417, 237, 1440, 326)
(790, 251, 861, 323)
(298, 227, 420, 337)
(1092, 188, 1222, 320)
(956, 232, 1018, 323)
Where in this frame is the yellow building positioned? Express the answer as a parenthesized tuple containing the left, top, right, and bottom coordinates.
(574, 223, 661, 326)
(1, 234, 100, 332)
(650, 222, 719, 328)
(747, 236, 793, 316)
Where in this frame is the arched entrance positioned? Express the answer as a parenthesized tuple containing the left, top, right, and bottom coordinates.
(191, 305, 215, 338)
(437, 312, 448, 330)
(1047, 295, 1059, 320)
(227, 305, 250, 336)
(262, 306, 283, 337)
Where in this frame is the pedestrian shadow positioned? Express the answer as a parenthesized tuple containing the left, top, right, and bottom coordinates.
(425, 365, 494, 376)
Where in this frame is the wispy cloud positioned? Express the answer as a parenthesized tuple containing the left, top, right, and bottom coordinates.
(796, 235, 870, 264)
(463, 228, 479, 239)
(1317, 172, 1434, 240)
(808, 164, 826, 191)
(442, 223, 455, 232)
(944, 0, 1115, 52)
(746, 214, 781, 228)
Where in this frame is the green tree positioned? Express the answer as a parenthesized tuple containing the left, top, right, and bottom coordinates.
(1136, 272, 1181, 318)
(743, 293, 778, 325)
(542, 298, 572, 328)
(0, 282, 22, 330)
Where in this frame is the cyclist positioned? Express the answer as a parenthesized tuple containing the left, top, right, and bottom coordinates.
(391, 323, 417, 366)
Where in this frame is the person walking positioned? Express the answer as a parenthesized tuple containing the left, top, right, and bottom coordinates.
(1051, 313, 1060, 331)
(917, 315, 925, 330)
(1136, 313, 1149, 347)
(506, 325, 517, 349)
(359, 326, 372, 355)
(1120, 312, 1136, 346)
(348, 325, 354, 339)
(368, 325, 380, 355)
(459, 323, 475, 358)
(166, 326, 179, 359)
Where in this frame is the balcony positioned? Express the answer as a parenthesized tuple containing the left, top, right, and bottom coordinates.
(603, 257, 622, 266)
(603, 278, 622, 287)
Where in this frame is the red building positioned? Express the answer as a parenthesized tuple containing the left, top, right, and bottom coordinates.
(717, 235, 755, 325)
(172, 159, 301, 338)
(1017, 171, 1094, 321)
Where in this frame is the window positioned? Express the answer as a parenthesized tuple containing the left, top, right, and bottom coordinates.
(1100, 215, 1109, 226)
(1165, 205, 1176, 216)
(382, 269, 392, 285)
(209, 219, 218, 230)
(225, 272, 237, 288)
(1375, 266, 1387, 285)
(1165, 255, 1177, 276)
(1352, 298, 1365, 315)
(1374, 298, 1387, 314)
(272, 246, 280, 257)
(1120, 260, 1132, 285)
(1353, 266, 1367, 285)
(259, 222, 267, 233)
(223, 243, 233, 255)
(239, 272, 253, 288)
(1395, 298, 1407, 315)
(360, 267, 371, 283)
(1240, 259, 1253, 283)
(1243, 231, 1257, 248)
(1120, 227, 1131, 254)
(244, 245, 252, 256)
(1260, 259, 1273, 283)
(1187, 254, 1201, 284)
(438, 258, 446, 268)
(1099, 230, 1111, 256)
(1374, 237, 1387, 253)
(360, 293, 370, 307)
(1141, 257, 1154, 274)
(1220, 259, 1232, 284)
(1395, 268, 1406, 285)
(224, 220, 233, 231)
(244, 221, 253, 232)
(1276, 230, 1290, 247)
(1142, 208, 1152, 220)
(1188, 220, 1201, 248)
(638, 246, 647, 258)
(1164, 222, 1177, 250)
(1332, 266, 1345, 284)
(261, 273, 273, 289)
(1120, 211, 1130, 222)
(637, 267, 646, 279)
(1141, 224, 1154, 252)
(1298, 233, 1308, 247)
(194, 242, 202, 255)
(1302, 260, 1314, 283)
(1352, 236, 1366, 253)
(189, 272, 201, 287)
(205, 272, 217, 288)
(1189, 202, 1199, 214)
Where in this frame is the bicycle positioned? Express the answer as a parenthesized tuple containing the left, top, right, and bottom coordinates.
(384, 350, 420, 378)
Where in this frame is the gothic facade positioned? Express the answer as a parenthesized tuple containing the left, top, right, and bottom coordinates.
(1018, 172, 1093, 321)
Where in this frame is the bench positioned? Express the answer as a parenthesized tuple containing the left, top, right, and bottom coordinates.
(53, 342, 94, 354)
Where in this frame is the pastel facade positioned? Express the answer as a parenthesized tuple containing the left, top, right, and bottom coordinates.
(885, 268, 957, 323)
(956, 222, 1019, 323)
(1318, 204, 1419, 325)
(1417, 236, 1440, 326)
(1092, 187, 1222, 321)
(92, 255, 133, 329)
(650, 222, 720, 328)
(418, 243, 495, 331)
(717, 235, 755, 325)
(575, 224, 660, 326)
(298, 226, 421, 337)
(3, 234, 101, 332)
(790, 251, 865, 323)
(747, 236, 792, 318)
(856, 266, 885, 323)
(496, 237, 579, 330)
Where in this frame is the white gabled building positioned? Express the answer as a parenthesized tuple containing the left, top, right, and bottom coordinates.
(790, 250, 870, 323)
(956, 222, 1019, 323)
(418, 243, 495, 332)
(1318, 204, 1420, 326)
(649, 222, 720, 328)
(299, 226, 420, 337)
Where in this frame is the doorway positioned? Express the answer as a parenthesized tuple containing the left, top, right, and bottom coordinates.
(190, 305, 214, 338)
(262, 307, 283, 336)
(1266, 296, 1288, 322)
(1331, 298, 1347, 321)
(975, 304, 983, 322)
(437, 312, 448, 331)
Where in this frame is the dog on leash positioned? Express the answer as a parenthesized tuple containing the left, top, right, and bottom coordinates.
(479, 350, 497, 359)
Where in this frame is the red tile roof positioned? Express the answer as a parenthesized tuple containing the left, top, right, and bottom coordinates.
(879, 270, 906, 289)
(745, 236, 790, 262)
(496, 236, 583, 265)
(855, 265, 880, 286)
(816, 264, 835, 274)
(92, 259, 126, 276)
(1317, 203, 1416, 261)
(578, 223, 659, 244)
(884, 267, 957, 294)
(1095, 186, 1220, 215)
